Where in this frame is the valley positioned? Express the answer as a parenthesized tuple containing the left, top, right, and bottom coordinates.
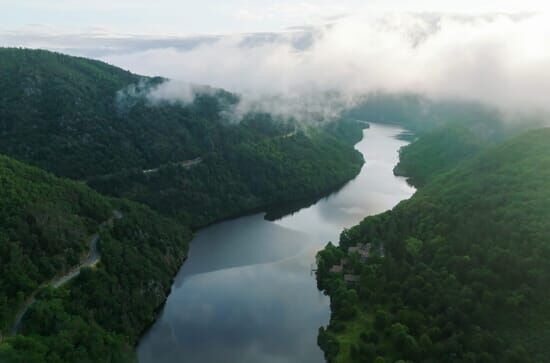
(0, 43, 548, 363)
(137, 124, 414, 363)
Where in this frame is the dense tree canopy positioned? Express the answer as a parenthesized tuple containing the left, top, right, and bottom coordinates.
(0, 48, 365, 228)
(0, 155, 111, 332)
(393, 125, 486, 187)
(0, 155, 191, 362)
(317, 128, 550, 362)
(89, 123, 364, 227)
(0, 48, 367, 362)
(0, 47, 237, 179)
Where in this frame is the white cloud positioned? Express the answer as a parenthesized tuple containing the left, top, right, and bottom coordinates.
(99, 12, 550, 118)
(5, 10, 550, 121)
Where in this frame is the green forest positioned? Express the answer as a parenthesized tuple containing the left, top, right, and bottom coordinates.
(88, 125, 363, 227)
(393, 124, 486, 187)
(344, 92, 543, 134)
(0, 48, 236, 179)
(0, 155, 191, 362)
(3, 46, 549, 363)
(316, 128, 550, 362)
(0, 48, 365, 228)
(0, 48, 366, 362)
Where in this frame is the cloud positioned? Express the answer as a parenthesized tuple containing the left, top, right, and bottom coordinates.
(5, 12, 550, 121)
(0, 25, 221, 58)
(97, 12, 550, 120)
(238, 1, 354, 23)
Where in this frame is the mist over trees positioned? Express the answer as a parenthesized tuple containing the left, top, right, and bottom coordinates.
(0, 48, 368, 362)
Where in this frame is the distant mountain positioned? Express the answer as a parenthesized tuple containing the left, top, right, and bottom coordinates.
(345, 92, 506, 133)
(1, 29, 316, 59)
(317, 127, 550, 362)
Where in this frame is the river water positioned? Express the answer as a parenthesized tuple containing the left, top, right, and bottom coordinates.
(137, 123, 415, 363)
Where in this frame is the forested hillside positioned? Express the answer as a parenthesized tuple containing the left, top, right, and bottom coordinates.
(0, 48, 238, 179)
(344, 93, 504, 133)
(0, 48, 365, 227)
(89, 125, 363, 227)
(348, 92, 544, 189)
(317, 128, 550, 362)
(393, 125, 486, 187)
(0, 155, 191, 362)
(0, 48, 368, 362)
(0, 155, 111, 330)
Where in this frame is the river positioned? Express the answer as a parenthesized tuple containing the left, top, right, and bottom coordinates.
(137, 123, 415, 363)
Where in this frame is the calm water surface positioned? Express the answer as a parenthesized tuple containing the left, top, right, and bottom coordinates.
(137, 123, 415, 363)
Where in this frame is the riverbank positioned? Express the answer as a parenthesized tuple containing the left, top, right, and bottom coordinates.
(2, 121, 368, 363)
(137, 123, 414, 363)
(131, 128, 370, 345)
(315, 127, 550, 362)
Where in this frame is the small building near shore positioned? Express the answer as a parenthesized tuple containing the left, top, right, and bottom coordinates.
(348, 243, 371, 260)
(344, 274, 360, 283)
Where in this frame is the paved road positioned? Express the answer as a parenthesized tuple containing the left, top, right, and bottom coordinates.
(51, 234, 100, 288)
(10, 211, 122, 335)
(143, 157, 202, 174)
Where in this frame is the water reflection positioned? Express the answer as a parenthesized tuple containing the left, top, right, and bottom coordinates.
(275, 123, 415, 244)
(171, 214, 310, 280)
(137, 123, 415, 363)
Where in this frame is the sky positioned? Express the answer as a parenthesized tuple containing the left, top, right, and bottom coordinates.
(2, 1, 550, 117)
(1, 0, 547, 35)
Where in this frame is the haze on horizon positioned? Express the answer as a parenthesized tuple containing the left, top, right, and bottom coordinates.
(2, 0, 550, 118)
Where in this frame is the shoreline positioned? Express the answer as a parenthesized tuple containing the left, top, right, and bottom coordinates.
(133, 124, 371, 349)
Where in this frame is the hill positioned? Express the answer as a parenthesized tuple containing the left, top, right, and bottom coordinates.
(393, 124, 486, 187)
(0, 48, 367, 361)
(0, 48, 365, 227)
(0, 47, 237, 179)
(317, 128, 550, 362)
(0, 155, 191, 362)
(89, 124, 364, 226)
(344, 93, 504, 133)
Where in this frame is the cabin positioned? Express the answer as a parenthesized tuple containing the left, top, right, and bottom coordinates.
(344, 274, 360, 283)
(328, 258, 349, 274)
(348, 243, 371, 260)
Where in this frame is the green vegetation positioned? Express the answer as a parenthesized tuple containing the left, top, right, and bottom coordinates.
(0, 155, 191, 362)
(0, 48, 365, 228)
(0, 47, 237, 179)
(393, 125, 485, 187)
(317, 128, 550, 362)
(89, 124, 364, 227)
(0, 48, 367, 361)
(344, 92, 505, 132)
(0, 154, 111, 330)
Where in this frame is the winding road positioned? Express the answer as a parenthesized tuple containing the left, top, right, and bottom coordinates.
(10, 210, 122, 335)
(143, 157, 203, 174)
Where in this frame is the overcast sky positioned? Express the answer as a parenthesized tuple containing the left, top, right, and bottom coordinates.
(1, 0, 547, 35)
(2, 1, 550, 117)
